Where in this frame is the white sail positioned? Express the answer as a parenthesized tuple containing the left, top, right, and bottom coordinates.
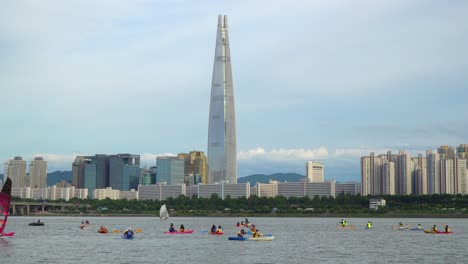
(160, 204, 169, 221)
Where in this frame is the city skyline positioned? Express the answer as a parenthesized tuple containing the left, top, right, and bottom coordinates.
(1, 1, 467, 181)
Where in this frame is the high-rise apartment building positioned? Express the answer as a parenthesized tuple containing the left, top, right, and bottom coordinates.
(5, 157, 27, 188)
(156, 156, 184, 185)
(455, 158, 467, 194)
(382, 161, 395, 195)
(440, 159, 455, 194)
(306, 161, 324, 183)
(398, 151, 412, 195)
(29, 157, 47, 188)
(207, 15, 237, 184)
(426, 150, 440, 194)
(438, 145, 455, 159)
(457, 144, 468, 159)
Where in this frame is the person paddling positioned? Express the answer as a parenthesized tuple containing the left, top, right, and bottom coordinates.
(367, 221, 372, 228)
(445, 225, 450, 232)
(237, 228, 245, 238)
(211, 225, 217, 233)
(253, 229, 260, 238)
(180, 224, 185, 232)
(417, 224, 422, 229)
(217, 225, 223, 233)
(169, 223, 176, 232)
(432, 225, 438, 232)
(124, 227, 134, 237)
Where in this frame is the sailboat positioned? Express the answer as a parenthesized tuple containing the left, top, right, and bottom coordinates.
(0, 177, 14, 237)
(160, 204, 169, 221)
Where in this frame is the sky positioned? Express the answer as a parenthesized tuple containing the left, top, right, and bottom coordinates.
(1, 0, 467, 181)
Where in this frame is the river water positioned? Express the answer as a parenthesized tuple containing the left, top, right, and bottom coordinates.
(0, 217, 466, 264)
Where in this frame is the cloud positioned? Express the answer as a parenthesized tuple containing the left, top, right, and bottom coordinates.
(238, 147, 328, 161)
(334, 147, 429, 159)
(140, 153, 177, 167)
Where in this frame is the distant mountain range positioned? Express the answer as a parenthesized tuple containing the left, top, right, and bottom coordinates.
(1, 171, 305, 188)
(238, 173, 306, 186)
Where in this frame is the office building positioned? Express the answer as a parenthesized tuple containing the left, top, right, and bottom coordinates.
(183, 151, 208, 184)
(109, 154, 140, 191)
(207, 15, 237, 184)
(156, 156, 184, 185)
(306, 161, 324, 183)
(335, 182, 361, 195)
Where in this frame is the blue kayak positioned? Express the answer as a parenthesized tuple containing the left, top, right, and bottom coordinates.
(228, 236, 247, 241)
(122, 234, 134, 239)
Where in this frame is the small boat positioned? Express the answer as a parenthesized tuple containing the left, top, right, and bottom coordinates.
(0, 178, 14, 237)
(29, 222, 45, 226)
(122, 234, 134, 239)
(408, 228, 424, 231)
(424, 230, 453, 234)
(164, 229, 194, 234)
(209, 231, 224, 235)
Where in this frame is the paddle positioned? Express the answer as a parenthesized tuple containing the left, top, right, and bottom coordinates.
(112, 228, 143, 234)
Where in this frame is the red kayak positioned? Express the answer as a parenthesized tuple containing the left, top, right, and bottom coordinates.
(209, 231, 224, 235)
(424, 230, 453, 234)
(164, 229, 194, 234)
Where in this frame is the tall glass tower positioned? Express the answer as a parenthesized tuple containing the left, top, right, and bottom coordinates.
(207, 15, 237, 184)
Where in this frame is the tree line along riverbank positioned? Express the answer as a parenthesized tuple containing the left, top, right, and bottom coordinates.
(11, 194, 468, 217)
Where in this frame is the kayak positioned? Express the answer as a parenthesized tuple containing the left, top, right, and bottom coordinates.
(98, 230, 108, 234)
(164, 229, 194, 234)
(229, 236, 248, 241)
(0, 232, 15, 237)
(29, 222, 45, 226)
(228, 235, 275, 241)
(209, 231, 224, 235)
(424, 230, 453, 234)
(122, 234, 134, 239)
(408, 228, 424, 231)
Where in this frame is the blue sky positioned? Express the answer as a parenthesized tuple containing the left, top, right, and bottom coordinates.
(1, 1, 467, 181)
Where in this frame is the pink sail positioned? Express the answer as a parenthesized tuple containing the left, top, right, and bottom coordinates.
(0, 177, 12, 236)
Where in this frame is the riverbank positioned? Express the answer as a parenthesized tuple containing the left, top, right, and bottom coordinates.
(11, 211, 468, 218)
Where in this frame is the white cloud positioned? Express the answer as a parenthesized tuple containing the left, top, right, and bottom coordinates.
(334, 147, 429, 158)
(238, 147, 328, 161)
(140, 153, 177, 167)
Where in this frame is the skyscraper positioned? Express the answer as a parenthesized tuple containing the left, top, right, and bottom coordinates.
(156, 156, 184, 185)
(109, 154, 140, 191)
(183, 151, 208, 184)
(29, 157, 47, 188)
(207, 15, 237, 184)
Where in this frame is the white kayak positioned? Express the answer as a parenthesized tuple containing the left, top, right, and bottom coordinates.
(247, 236, 275, 241)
